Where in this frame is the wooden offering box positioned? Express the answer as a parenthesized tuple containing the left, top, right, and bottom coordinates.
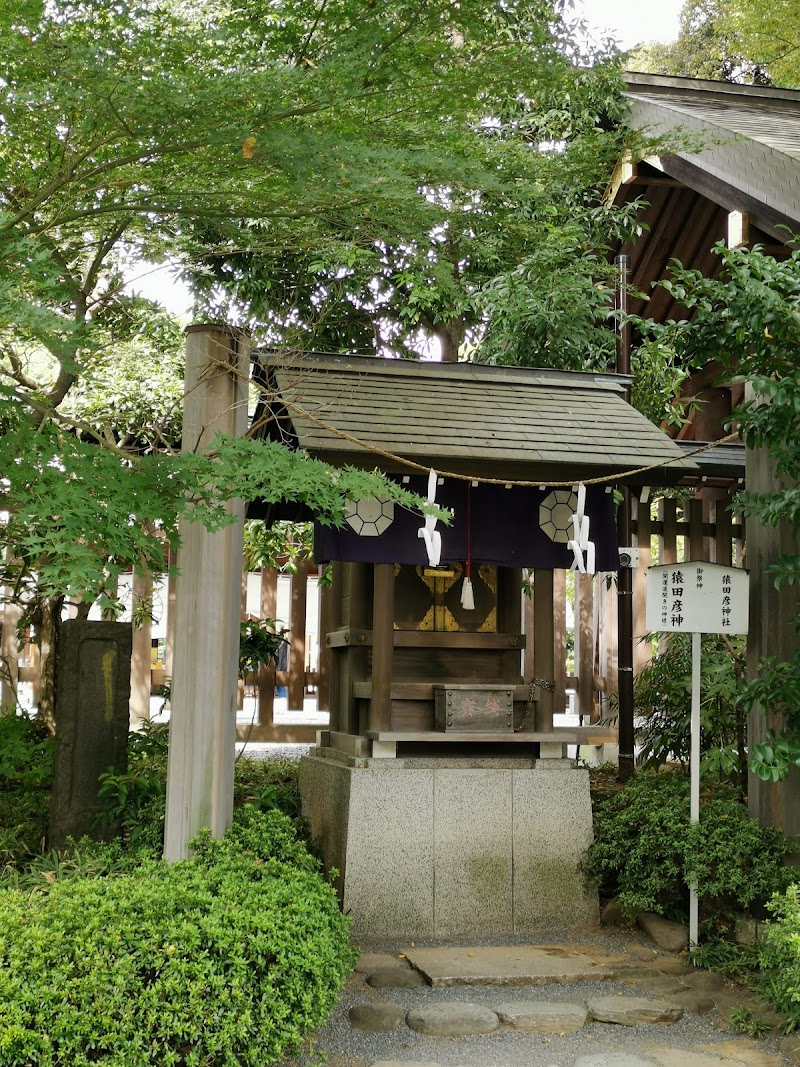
(434, 684, 515, 732)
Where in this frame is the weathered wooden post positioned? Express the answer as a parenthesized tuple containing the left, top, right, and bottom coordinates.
(746, 439, 800, 835)
(129, 562, 153, 726)
(164, 326, 249, 861)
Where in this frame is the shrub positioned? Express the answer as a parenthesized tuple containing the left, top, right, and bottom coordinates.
(0, 714, 53, 868)
(0, 809, 356, 1066)
(233, 754, 301, 820)
(758, 884, 800, 1033)
(587, 770, 798, 928)
(634, 632, 746, 782)
(95, 721, 169, 855)
(96, 729, 305, 857)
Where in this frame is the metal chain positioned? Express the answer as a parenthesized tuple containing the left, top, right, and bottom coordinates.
(514, 677, 556, 733)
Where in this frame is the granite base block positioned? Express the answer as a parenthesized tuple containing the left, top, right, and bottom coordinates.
(299, 753, 598, 938)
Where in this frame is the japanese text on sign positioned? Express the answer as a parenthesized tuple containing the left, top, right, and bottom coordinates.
(645, 562, 749, 635)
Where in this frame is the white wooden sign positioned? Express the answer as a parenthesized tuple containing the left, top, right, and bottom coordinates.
(645, 560, 749, 950)
(645, 562, 749, 636)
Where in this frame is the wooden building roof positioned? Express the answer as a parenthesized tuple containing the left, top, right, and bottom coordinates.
(610, 73, 800, 323)
(253, 353, 698, 486)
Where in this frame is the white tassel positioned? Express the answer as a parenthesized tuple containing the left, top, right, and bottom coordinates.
(461, 576, 475, 610)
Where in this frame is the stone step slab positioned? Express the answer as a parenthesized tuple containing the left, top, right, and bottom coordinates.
(405, 1002, 501, 1036)
(403, 944, 615, 987)
(665, 989, 716, 1015)
(684, 969, 727, 992)
(369, 1062, 443, 1067)
(575, 1055, 659, 1067)
(366, 966, 425, 989)
(355, 952, 410, 975)
(627, 976, 690, 997)
(348, 1002, 406, 1032)
(654, 956, 696, 977)
(588, 995, 684, 1025)
(493, 999, 588, 1032)
(646, 1041, 787, 1066)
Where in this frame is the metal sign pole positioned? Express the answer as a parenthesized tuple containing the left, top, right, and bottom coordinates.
(645, 562, 749, 952)
(689, 629, 701, 947)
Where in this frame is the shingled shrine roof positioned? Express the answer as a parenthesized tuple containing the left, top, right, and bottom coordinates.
(252, 353, 698, 486)
(608, 73, 800, 325)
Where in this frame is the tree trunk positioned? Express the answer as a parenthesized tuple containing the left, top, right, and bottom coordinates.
(435, 317, 464, 363)
(37, 596, 63, 735)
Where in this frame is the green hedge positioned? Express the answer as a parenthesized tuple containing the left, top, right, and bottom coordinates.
(0, 808, 356, 1066)
(586, 770, 798, 927)
(0, 715, 53, 867)
(760, 884, 800, 1033)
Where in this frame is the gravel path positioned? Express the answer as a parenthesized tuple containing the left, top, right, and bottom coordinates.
(299, 930, 792, 1067)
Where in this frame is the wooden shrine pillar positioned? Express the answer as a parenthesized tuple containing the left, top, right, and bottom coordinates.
(164, 325, 249, 861)
(288, 565, 310, 711)
(257, 566, 277, 727)
(164, 554, 177, 679)
(532, 569, 554, 732)
(370, 563, 394, 732)
(317, 577, 332, 717)
(633, 496, 652, 675)
(747, 429, 800, 835)
(129, 563, 153, 726)
(552, 569, 567, 714)
(575, 573, 595, 721)
(237, 554, 248, 709)
(728, 210, 750, 250)
(714, 497, 733, 566)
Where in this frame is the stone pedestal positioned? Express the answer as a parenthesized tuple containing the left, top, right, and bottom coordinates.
(299, 751, 598, 938)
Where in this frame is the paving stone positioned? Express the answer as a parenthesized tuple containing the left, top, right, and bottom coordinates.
(748, 1003, 784, 1031)
(348, 1002, 407, 1032)
(355, 952, 411, 975)
(665, 989, 717, 1015)
(630, 976, 691, 997)
(493, 1000, 588, 1032)
(370, 1062, 442, 1067)
(588, 995, 684, 1025)
(366, 966, 425, 989)
(711, 990, 750, 1016)
(653, 956, 695, 977)
(327, 1056, 367, 1067)
(627, 941, 660, 962)
(574, 1055, 659, 1067)
(614, 963, 654, 981)
(781, 1034, 800, 1064)
(405, 1003, 501, 1036)
(648, 1041, 786, 1066)
(638, 911, 689, 953)
(403, 944, 615, 988)
(684, 969, 726, 992)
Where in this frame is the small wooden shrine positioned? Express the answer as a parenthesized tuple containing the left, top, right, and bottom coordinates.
(169, 334, 700, 936)
(251, 353, 697, 759)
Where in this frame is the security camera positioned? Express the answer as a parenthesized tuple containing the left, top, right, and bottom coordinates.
(618, 547, 640, 568)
